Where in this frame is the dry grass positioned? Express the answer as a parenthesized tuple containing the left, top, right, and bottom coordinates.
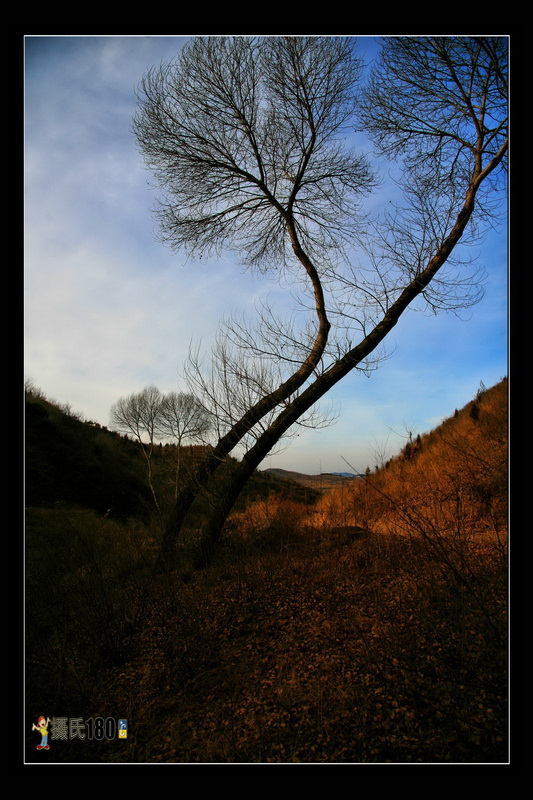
(25, 380, 508, 763)
(77, 520, 506, 763)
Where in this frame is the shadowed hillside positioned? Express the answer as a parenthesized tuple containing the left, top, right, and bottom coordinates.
(25, 388, 152, 520)
(25, 378, 508, 763)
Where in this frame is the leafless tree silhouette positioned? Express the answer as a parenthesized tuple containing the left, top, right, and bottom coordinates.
(157, 392, 212, 499)
(133, 36, 507, 568)
(110, 385, 164, 510)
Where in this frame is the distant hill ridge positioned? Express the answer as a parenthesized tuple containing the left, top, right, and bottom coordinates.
(262, 467, 363, 490)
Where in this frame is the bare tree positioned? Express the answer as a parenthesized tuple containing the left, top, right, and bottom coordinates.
(134, 36, 376, 566)
(133, 36, 507, 567)
(157, 392, 212, 499)
(158, 391, 211, 444)
(109, 385, 163, 510)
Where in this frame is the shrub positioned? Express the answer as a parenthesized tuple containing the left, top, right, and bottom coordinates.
(228, 496, 309, 552)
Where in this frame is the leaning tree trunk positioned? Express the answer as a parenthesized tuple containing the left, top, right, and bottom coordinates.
(195, 171, 500, 565)
(154, 233, 331, 571)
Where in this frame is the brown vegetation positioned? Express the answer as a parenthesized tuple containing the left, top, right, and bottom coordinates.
(25, 379, 508, 763)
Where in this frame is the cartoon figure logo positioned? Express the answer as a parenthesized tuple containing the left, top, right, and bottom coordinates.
(32, 716, 52, 750)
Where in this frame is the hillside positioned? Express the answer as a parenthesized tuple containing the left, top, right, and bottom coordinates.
(24, 386, 313, 521)
(25, 389, 152, 519)
(310, 377, 508, 537)
(25, 378, 508, 764)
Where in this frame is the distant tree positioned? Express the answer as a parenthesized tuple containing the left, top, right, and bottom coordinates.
(158, 391, 211, 445)
(157, 392, 212, 499)
(133, 36, 507, 567)
(110, 385, 163, 510)
(470, 402, 481, 422)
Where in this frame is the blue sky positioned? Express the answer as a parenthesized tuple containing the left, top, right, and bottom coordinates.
(24, 35, 508, 475)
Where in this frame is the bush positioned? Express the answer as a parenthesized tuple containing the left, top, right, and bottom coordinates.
(227, 496, 310, 552)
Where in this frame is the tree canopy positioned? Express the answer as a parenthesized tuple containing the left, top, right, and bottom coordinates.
(134, 36, 376, 268)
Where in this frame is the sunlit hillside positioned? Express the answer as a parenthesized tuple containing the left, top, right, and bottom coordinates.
(25, 378, 508, 763)
(310, 378, 508, 538)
